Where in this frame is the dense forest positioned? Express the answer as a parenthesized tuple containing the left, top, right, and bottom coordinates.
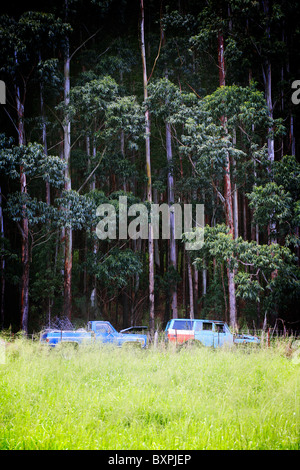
(0, 0, 299, 335)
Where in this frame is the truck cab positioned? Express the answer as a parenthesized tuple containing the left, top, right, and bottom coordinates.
(40, 321, 147, 349)
(165, 319, 259, 348)
(87, 321, 147, 348)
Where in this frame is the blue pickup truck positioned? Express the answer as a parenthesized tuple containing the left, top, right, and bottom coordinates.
(165, 318, 260, 348)
(40, 321, 147, 349)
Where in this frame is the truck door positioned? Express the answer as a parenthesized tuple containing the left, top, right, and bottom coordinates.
(200, 322, 214, 347)
(213, 323, 226, 347)
(95, 323, 115, 343)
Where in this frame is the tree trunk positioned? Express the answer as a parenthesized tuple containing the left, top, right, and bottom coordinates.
(262, 0, 277, 245)
(224, 151, 237, 329)
(63, 41, 73, 320)
(140, 0, 155, 332)
(252, 152, 259, 244)
(122, 289, 129, 329)
(14, 62, 30, 333)
(262, 1, 274, 163)
(232, 129, 238, 239)
(39, 56, 54, 323)
(223, 134, 237, 328)
(166, 120, 178, 318)
(290, 115, 296, 156)
(263, 60, 274, 164)
(193, 266, 198, 316)
(39, 52, 50, 206)
(218, 30, 237, 330)
(263, 61, 276, 244)
(202, 262, 207, 296)
(218, 31, 226, 87)
(243, 193, 247, 240)
(187, 255, 194, 319)
(153, 188, 161, 270)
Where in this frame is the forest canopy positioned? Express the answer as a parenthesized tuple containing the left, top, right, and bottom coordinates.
(0, 0, 299, 334)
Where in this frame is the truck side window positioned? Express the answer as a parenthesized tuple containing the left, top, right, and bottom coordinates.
(215, 324, 225, 333)
(203, 322, 213, 331)
(96, 324, 111, 334)
(172, 320, 193, 330)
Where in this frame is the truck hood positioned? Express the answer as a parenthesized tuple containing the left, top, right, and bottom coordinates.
(121, 333, 147, 341)
(120, 326, 148, 333)
(234, 334, 260, 344)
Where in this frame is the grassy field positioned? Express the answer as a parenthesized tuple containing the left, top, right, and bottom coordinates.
(0, 336, 299, 450)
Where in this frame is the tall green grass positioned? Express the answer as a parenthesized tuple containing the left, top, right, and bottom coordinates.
(0, 337, 299, 450)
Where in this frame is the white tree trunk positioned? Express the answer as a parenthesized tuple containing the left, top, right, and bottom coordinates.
(63, 47, 73, 320)
(140, 0, 155, 331)
(166, 120, 178, 318)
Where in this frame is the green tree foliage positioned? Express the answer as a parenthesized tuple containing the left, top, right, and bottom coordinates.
(0, 0, 299, 333)
(193, 224, 298, 312)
